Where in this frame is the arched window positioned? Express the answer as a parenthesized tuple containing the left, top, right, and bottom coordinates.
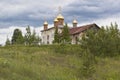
(47, 35, 49, 44)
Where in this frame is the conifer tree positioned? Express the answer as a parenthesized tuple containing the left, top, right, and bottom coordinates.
(53, 27, 60, 43)
(61, 23, 71, 44)
(5, 37, 11, 46)
(24, 26, 32, 45)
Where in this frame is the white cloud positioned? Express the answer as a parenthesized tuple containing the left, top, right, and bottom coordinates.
(0, 2, 27, 18)
(0, 0, 75, 19)
(78, 17, 120, 29)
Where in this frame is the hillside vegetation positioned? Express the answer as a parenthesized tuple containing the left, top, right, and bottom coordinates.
(1, 23, 120, 80)
(0, 45, 120, 80)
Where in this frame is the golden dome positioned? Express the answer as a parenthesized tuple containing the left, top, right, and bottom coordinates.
(73, 19, 78, 24)
(57, 14, 64, 19)
(54, 18, 58, 22)
(43, 21, 48, 25)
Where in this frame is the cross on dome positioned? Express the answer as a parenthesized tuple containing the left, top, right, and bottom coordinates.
(58, 6, 62, 14)
(57, 6, 64, 19)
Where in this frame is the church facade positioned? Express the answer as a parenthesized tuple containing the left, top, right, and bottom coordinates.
(41, 12, 100, 44)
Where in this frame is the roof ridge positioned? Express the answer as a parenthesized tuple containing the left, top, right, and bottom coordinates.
(69, 23, 99, 35)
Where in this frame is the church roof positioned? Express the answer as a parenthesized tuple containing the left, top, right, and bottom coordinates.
(69, 23, 100, 35)
(41, 23, 100, 34)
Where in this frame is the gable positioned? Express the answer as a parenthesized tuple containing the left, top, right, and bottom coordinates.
(69, 23, 100, 35)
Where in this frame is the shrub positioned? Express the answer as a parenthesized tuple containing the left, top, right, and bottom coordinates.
(80, 23, 120, 57)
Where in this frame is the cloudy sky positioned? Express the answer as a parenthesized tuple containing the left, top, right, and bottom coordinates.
(0, 0, 120, 45)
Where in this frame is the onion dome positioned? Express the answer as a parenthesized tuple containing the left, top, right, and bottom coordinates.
(54, 18, 58, 22)
(73, 19, 78, 24)
(57, 14, 64, 19)
(43, 21, 48, 25)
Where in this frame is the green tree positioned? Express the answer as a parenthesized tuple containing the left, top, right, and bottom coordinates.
(24, 26, 32, 45)
(24, 26, 41, 45)
(5, 37, 11, 46)
(81, 23, 120, 57)
(79, 23, 120, 79)
(61, 23, 71, 44)
(31, 29, 41, 45)
(53, 27, 60, 43)
(80, 49, 96, 79)
(11, 29, 24, 45)
(35, 35, 41, 45)
(31, 29, 36, 44)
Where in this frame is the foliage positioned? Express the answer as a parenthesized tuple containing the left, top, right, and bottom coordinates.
(0, 46, 82, 80)
(53, 27, 61, 43)
(24, 26, 41, 46)
(1, 22, 120, 80)
(24, 26, 32, 45)
(5, 37, 11, 46)
(79, 23, 120, 79)
(30, 29, 41, 45)
(11, 29, 24, 45)
(0, 45, 120, 80)
(61, 23, 71, 44)
(53, 23, 71, 44)
(80, 49, 96, 79)
(81, 23, 120, 57)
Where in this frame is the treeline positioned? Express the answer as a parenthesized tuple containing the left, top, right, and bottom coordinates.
(6, 23, 71, 46)
(5, 26, 41, 46)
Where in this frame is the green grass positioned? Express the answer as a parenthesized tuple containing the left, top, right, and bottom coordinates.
(0, 45, 120, 80)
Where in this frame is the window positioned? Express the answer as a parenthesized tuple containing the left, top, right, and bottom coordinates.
(47, 35, 49, 40)
(47, 35, 49, 44)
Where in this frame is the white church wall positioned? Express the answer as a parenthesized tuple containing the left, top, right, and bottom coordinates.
(41, 27, 63, 45)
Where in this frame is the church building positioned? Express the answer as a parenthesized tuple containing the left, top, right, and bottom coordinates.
(41, 9, 100, 44)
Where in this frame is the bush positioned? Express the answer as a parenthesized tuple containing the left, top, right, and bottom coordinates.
(80, 23, 120, 57)
(79, 49, 96, 79)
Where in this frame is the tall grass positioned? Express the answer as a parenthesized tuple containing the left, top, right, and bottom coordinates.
(0, 45, 120, 80)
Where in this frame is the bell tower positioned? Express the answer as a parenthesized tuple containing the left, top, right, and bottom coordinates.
(43, 21, 48, 30)
(73, 19, 78, 27)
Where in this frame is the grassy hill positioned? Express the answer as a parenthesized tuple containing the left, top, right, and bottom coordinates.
(0, 45, 120, 80)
